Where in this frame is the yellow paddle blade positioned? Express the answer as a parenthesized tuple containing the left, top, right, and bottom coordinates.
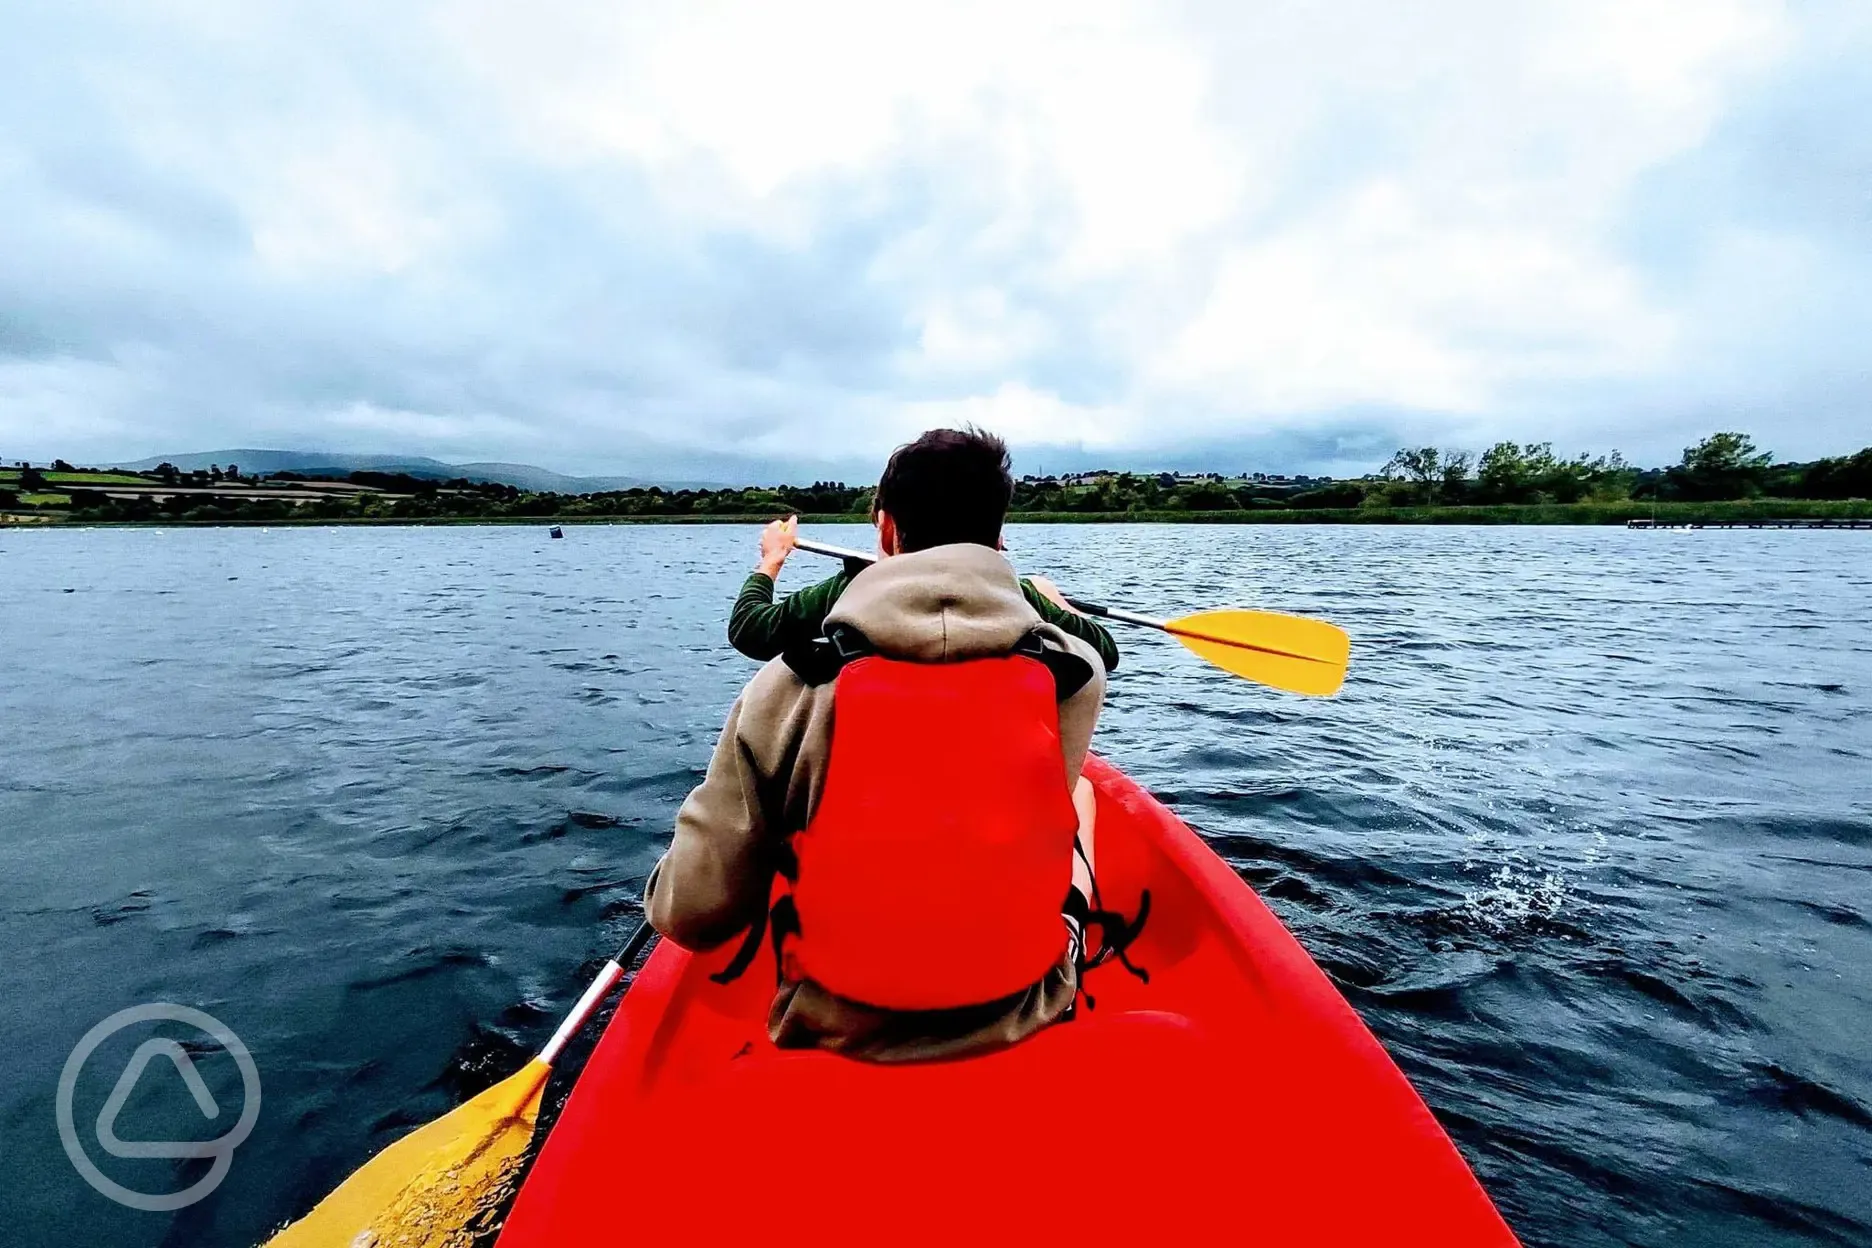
(1164, 609, 1350, 697)
(264, 1058, 551, 1248)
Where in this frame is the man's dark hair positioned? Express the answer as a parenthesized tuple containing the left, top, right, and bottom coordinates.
(874, 426, 1012, 552)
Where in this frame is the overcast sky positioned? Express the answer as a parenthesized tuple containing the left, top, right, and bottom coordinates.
(2, 1, 1867, 481)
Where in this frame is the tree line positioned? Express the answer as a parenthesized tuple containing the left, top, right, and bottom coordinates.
(6, 433, 1868, 522)
(1361, 433, 1871, 509)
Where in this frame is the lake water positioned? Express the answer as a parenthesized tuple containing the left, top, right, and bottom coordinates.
(1, 523, 1868, 1247)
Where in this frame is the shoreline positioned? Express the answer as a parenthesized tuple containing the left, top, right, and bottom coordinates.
(8, 499, 1872, 529)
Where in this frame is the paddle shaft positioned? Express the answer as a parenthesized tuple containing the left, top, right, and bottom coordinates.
(792, 536, 1173, 633)
(1063, 595, 1318, 662)
(791, 535, 1337, 669)
(539, 919, 658, 1064)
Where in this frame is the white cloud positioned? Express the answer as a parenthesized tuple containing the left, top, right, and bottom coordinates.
(325, 400, 535, 446)
(1156, 180, 1679, 417)
(1134, 0, 1787, 432)
(445, 0, 1240, 265)
(899, 382, 1132, 451)
(0, 355, 149, 453)
(910, 289, 1056, 379)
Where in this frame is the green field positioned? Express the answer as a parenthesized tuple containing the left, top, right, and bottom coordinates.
(17, 493, 73, 506)
(51, 471, 149, 485)
(0, 470, 150, 486)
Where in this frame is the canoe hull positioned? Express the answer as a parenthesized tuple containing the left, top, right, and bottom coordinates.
(498, 755, 1517, 1246)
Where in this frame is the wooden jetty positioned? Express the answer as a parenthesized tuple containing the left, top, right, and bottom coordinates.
(1628, 517, 1872, 530)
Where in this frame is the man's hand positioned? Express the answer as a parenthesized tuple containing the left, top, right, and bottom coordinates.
(1025, 574, 1081, 615)
(757, 515, 798, 578)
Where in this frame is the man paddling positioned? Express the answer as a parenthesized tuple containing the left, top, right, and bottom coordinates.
(645, 427, 1123, 1060)
(729, 518, 1120, 671)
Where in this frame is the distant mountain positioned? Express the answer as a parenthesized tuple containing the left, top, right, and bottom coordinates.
(442, 461, 667, 494)
(123, 449, 456, 477)
(118, 450, 723, 492)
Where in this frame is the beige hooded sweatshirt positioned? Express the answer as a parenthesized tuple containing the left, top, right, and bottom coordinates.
(644, 542, 1107, 1061)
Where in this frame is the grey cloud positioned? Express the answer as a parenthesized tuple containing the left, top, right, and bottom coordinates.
(1, 2, 1867, 481)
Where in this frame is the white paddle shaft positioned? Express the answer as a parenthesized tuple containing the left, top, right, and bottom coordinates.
(539, 961, 623, 1065)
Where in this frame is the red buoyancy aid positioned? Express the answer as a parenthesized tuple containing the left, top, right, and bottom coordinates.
(784, 649, 1081, 1011)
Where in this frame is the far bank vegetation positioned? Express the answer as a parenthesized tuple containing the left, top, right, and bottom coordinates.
(3, 434, 1868, 526)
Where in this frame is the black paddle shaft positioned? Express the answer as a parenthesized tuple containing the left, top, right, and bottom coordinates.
(612, 918, 658, 969)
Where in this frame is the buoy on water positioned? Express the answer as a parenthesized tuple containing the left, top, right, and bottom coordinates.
(549, 526, 564, 539)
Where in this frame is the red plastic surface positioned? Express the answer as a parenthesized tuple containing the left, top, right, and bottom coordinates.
(792, 652, 1080, 1008)
(498, 756, 1520, 1247)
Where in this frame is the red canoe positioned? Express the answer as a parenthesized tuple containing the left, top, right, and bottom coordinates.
(498, 755, 1519, 1246)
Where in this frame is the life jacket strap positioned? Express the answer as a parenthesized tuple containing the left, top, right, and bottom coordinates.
(710, 903, 768, 986)
(708, 843, 802, 986)
(785, 623, 1093, 698)
(1063, 830, 1152, 1011)
(767, 894, 801, 986)
(1026, 631, 1095, 699)
(781, 623, 876, 685)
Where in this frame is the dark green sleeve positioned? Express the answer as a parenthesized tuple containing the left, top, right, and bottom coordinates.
(727, 570, 855, 661)
(1020, 579, 1120, 672)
